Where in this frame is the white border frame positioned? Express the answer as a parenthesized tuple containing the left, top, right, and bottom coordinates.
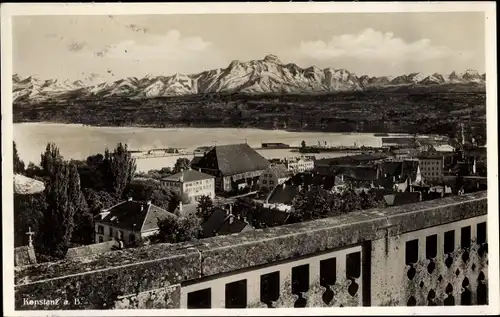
(1, 2, 498, 316)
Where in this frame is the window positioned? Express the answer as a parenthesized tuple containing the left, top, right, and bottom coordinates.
(98, 236, 103, 243)
(269, 180, 274, 185)
(97, 225, 104, 234)
(225, 279, 247, 308)
(109, 227, 113, 237)
(187, 288, 211, 309)
(263, 180, 267, 184)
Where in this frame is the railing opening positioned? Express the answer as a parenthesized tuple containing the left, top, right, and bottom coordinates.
(225, 279, 247, 308)
(187, 288, 211, 309)
(260, 271, 280, 308)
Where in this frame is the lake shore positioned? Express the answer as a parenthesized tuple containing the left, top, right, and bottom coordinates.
(13, 122, 417, 173)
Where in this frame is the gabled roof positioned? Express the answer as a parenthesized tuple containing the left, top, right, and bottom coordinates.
(216, 217, 251, 236)
(201, 208, 227, 238)
(268, 164, 292, 179)
(383, 192, 421, 206)
(267, 184, 301, 205)
(98, 200, 175, 232)
(162, 169, 214, 182)
(201, 208, 251, 238)
(198, 143, 270, 176)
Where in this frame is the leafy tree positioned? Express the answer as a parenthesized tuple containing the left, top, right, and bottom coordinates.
(173, 157, 191, 174)
(102, 143, 137, 198)
(24, 162, 45, 180)
(14, 193, 46, 247)
(196, 195, 214, 221)
(124, 179, 177, 212)
(40, 142, 64, 179)
(82, 188, 117, 216)
(38, 161, 75, 259)
(13, 141, 25, 174)
(68, 162, 93, 245)
(154, 214, 201, 244)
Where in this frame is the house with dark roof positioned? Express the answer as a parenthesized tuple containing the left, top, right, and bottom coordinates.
(265, 182, 302, 211)
(94, 198, 176, 246)
(258, 163, 292, 192)
(161, 169, 215, 204)
(191, 143, 271, 193)
(201, 207, 253, 238)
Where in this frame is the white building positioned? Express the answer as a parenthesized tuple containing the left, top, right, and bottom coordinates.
(283, 156, 315, 173)
(417, 155, 444, 181)
(161, 169, 215, 204)
(94, 199, 176, 245)
(259, 164, 292, 192)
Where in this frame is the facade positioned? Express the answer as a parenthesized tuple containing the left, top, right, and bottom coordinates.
(259, 164, 292, 192)
(283, 156, 315, 173)
(94, 199, 176, 245)
(191, 143, 271, 193)
(161, 169, 215, 204)
(417, 155, 444, 181)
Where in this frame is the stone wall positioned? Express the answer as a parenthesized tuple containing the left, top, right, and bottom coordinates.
(14, 191, 487, 310)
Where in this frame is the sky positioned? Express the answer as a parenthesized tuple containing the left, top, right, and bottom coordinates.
(13, 12, 485, 82)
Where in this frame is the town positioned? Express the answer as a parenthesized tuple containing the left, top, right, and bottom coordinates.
(13, 126, 486, 265)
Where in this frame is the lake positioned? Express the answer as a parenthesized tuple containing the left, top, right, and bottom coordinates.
(13, 123, 402, 172)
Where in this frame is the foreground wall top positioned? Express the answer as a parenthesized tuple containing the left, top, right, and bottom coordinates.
(15, 191, 487, 290)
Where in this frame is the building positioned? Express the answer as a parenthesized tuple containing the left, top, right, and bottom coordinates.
(191, 143, 271, 193)
(94, 198, 176, 245)
(259, 164, 292, 192)
(416, 154, 444, 181)
(283, 156, 315, 173)
(161, 169, 215, 204)
(201, 207, 254, 238)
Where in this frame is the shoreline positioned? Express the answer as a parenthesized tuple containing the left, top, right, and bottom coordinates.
(12, 121, 416, 137)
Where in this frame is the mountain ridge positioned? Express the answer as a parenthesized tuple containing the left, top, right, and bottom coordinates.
(13, 54, 486, 102)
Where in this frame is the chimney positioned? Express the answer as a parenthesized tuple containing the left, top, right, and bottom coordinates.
(179, 173, 184, 183)
(147, 200, 151, 205)
(128, 197, 133, 201)
(179, 201, 183, 212)
(141, 205, 144, 212)
(229, 215, 234, 225)
(282, 183, 286, 189)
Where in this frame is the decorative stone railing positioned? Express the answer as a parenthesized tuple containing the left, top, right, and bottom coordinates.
(14, 191, 487, 310)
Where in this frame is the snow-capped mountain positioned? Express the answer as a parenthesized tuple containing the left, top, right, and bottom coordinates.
(12, 55, 486, 102)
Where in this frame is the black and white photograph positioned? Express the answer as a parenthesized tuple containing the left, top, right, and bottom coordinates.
(2, 2, 498, 315)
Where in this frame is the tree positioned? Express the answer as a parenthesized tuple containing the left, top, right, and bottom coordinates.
(68, 162, 93, 245)
(14, 193, 46, 247)
(123, 179, 177, 212)
(301, 140, 306, 148)
(83, 188, 117, 216)
(196, 195, 214, 221)
(154, 214, 201, 244)
(102, 143, 137, 198)
(38, 161, 75, 259)
(40, 142, 63, 179)
(173, 157, 191, 174)
(13, 141, 25, 174)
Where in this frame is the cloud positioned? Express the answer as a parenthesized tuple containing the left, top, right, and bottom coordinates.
(92, 30, 211, 60)
(298, 28, 472, 63)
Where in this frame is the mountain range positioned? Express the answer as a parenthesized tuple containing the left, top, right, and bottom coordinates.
(12, 54, 486, 103)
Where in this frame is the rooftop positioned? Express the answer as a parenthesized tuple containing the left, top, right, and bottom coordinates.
(162, 169, 214, 183)
(98, 200, 176, 232)
(195, 143, 270, 176)
(268, 163, 292, 179)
